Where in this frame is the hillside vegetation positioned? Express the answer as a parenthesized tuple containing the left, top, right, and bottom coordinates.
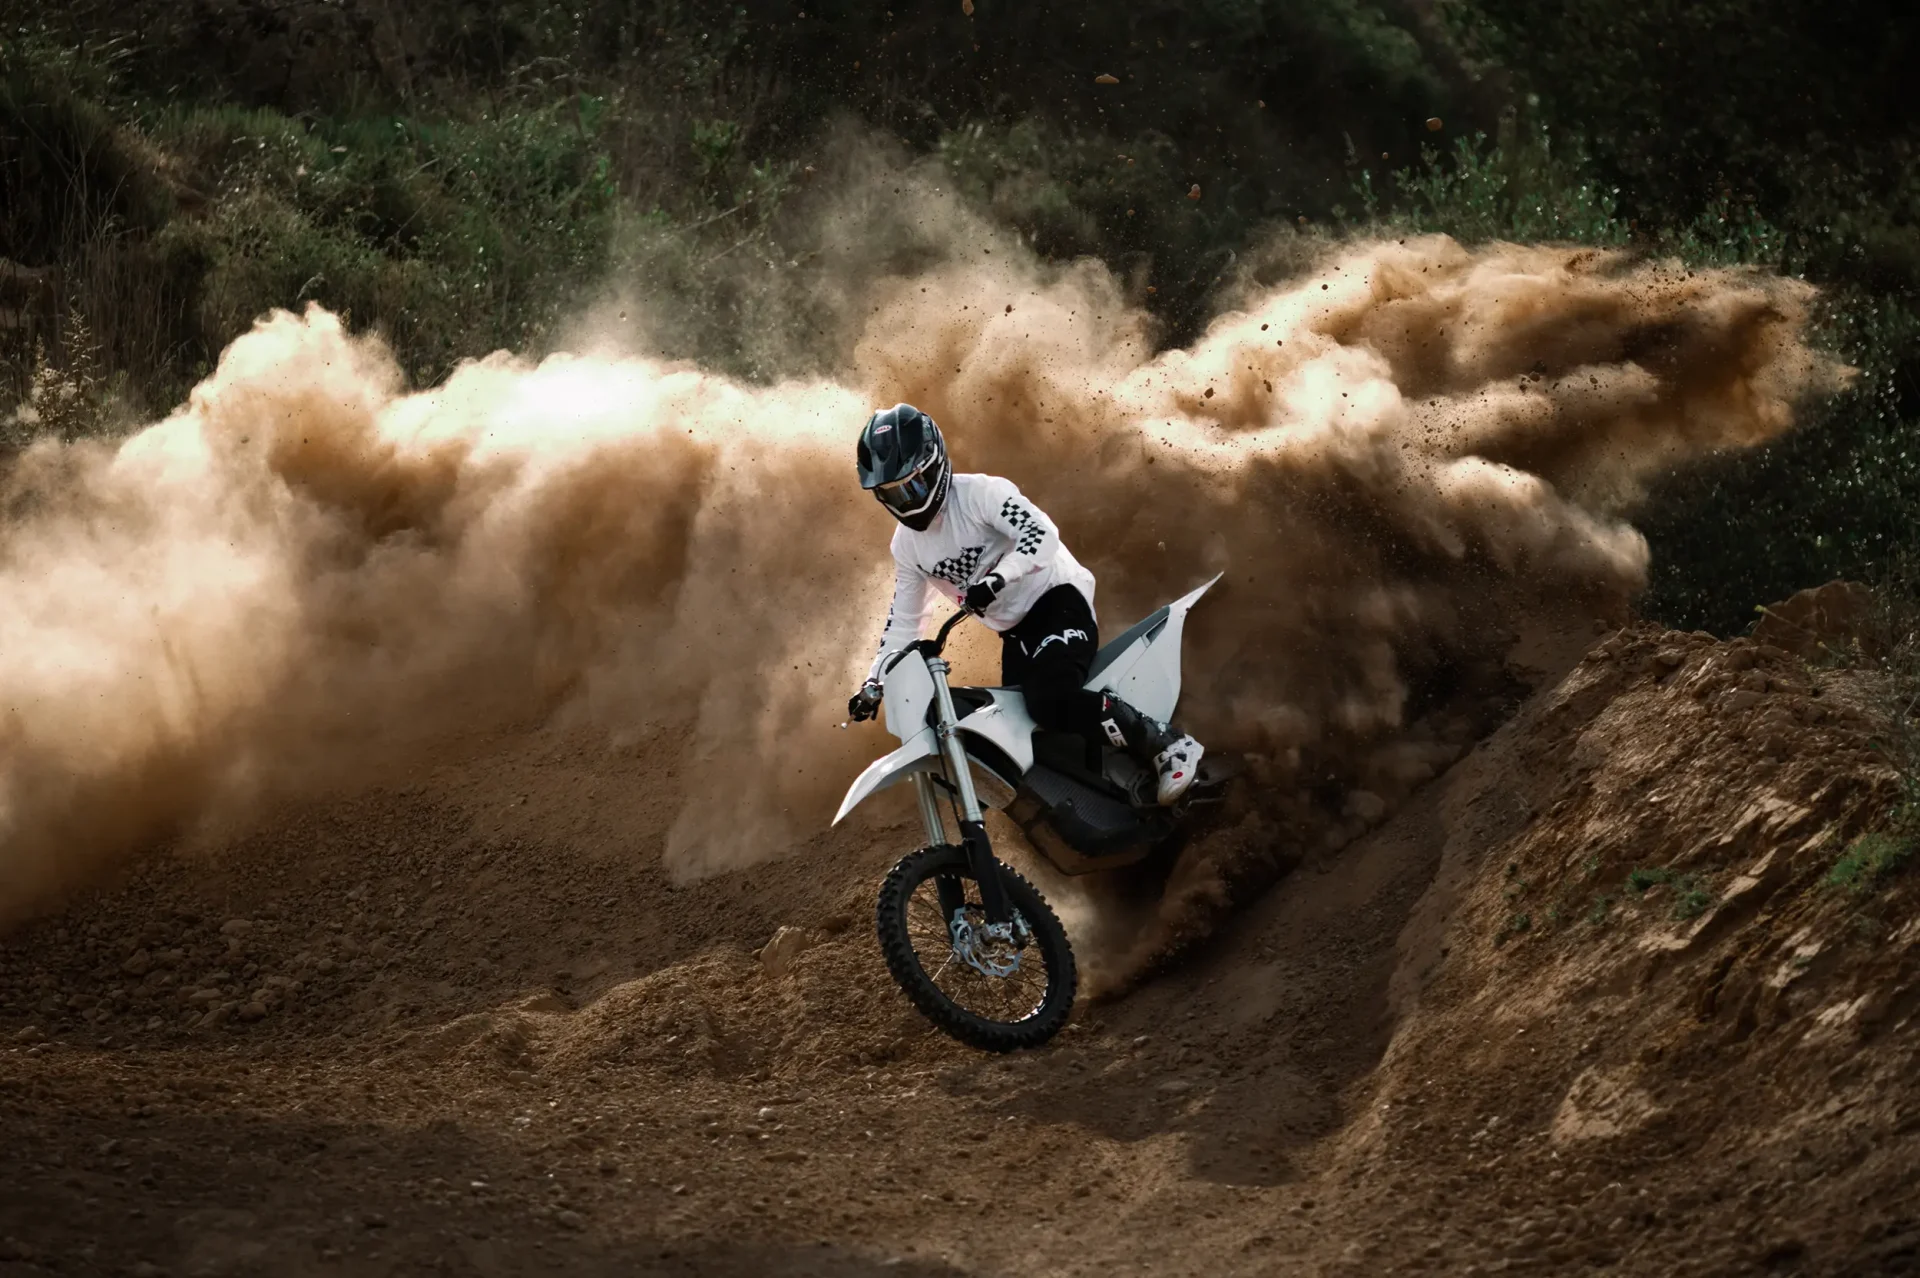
(3, 0, 1917, 629)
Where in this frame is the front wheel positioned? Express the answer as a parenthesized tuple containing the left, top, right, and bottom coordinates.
(875, 844, 1076, 1052)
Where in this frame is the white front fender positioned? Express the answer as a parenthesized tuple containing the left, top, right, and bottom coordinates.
(832, 725, 940, 825)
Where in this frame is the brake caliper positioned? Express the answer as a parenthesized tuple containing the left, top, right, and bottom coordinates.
(948, 908, 1025, 979)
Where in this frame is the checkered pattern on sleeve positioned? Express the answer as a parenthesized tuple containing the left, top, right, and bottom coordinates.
(998, 498, 1045, 555)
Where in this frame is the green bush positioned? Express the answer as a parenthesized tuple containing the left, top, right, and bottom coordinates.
(141, 98, 620, 384)
(1826, 828, 1917, 895)
(1357, 113, 1629, 246)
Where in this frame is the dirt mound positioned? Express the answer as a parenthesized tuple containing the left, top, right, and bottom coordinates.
(1754, 579, 1880, 659)
(2, 618, 1915, 1274)
(1317, 623, 1920, 1274)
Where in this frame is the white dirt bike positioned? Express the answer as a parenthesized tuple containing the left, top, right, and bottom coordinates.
(834, 575, 1229, 1051)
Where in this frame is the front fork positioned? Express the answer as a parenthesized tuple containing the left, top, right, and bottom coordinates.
(917, 657, 1013, 925)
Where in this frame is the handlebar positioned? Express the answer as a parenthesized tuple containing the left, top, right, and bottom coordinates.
(932, 606, 974, 649)
(879, 607, 977, 679)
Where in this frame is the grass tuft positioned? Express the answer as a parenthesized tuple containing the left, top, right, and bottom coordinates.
(1826, 830, 1917, 896)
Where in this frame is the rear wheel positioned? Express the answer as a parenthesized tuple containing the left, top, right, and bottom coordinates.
(875, 844, 1076, 1052)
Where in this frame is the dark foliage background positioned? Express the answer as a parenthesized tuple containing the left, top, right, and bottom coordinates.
(2, 0, 1914, 631)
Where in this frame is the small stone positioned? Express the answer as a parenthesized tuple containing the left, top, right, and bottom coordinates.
(122, 950, 153, 977)
(219, 919, 253, 937)
(1721, 689, 1764, 713)
(1345, 790, 1389, 823)
(12, 1025, 44, 1044)
(238, 1001, 268, 1023)
(555, 1209, 586, 1231)
(187, 989, 222, 1005)
(759, 926, 821, 979)
(1131, 1035, 1151, 1048)
(131, 1262, 167, 1277)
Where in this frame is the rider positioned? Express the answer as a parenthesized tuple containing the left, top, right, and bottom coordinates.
(846, 403, 1204, 805)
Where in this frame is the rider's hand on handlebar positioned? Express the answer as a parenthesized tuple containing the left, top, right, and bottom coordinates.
(963, 572, 1006, 615)
(848, 679, 884, 722)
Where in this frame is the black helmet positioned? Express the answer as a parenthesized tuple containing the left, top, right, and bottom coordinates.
(857, 403, 951, 531)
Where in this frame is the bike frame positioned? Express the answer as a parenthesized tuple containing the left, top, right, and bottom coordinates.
(836, 574, 1223, 914)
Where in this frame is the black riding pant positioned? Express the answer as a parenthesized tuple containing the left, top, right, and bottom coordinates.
(1000, 585, 1107, 742)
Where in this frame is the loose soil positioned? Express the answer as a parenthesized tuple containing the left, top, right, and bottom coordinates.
(3, 621, 1918, 1276)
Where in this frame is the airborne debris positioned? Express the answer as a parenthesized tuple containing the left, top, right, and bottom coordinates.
(1188, 184, 1202, 200)
(1095, 73, 1120, 85)
(961, 0, 974, 13)
(1426, 117, 1444, 131)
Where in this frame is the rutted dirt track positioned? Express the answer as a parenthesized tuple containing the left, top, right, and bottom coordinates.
(3, 616, 1918, 1276)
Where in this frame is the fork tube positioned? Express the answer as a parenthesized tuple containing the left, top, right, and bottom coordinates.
(912, 773, 948, 847)
(926, 659, 983, 823)
(927, 658, 1011, 923)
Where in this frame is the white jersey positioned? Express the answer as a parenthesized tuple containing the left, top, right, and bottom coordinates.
(869, 473, 1097, 679)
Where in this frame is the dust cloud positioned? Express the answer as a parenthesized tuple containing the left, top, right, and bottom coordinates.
(0, 203, 1846, 929)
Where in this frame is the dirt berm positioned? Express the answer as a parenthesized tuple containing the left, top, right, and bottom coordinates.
(2, 613, 1917, 1277)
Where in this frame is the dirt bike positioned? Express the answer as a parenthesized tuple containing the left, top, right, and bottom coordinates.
(833, 575, 1230, 1052)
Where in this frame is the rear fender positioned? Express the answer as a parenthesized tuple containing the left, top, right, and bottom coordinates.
(1087, 572, 1222, 722)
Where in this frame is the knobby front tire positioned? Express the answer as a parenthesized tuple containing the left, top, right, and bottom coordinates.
(875, 843, 1077, 1052)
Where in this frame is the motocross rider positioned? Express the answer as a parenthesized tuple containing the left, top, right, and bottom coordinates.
(846, 403, 1204, 805)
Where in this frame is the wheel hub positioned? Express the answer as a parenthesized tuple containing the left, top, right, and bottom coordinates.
(948, 908, 1030, 979)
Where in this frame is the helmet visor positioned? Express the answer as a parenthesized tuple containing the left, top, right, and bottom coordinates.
(874, 463, 940, 518)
